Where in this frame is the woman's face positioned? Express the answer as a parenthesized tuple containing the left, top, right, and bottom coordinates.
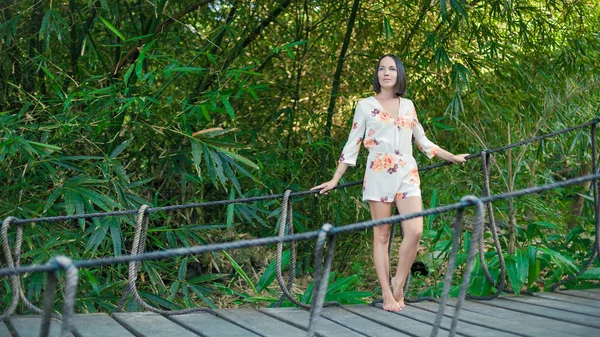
(377, 56, 397, 90)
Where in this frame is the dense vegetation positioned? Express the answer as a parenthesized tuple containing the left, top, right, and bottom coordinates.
(1, 0, 599, 313)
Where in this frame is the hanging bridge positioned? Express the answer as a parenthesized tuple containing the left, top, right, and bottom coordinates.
(1, 119, 600, 337)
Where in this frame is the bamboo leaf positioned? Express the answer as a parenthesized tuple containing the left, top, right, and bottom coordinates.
(110, 218, 123, 256)
(178, 257, 188, 281)
(191, 139, 203, 167)
(83, 270, 100, 295)
(171, 67, 207, 73)
(257, 250, 290, 293)
(440, 0, 448, 21)
(43, 188, 63, 212)
(222, 251, 257, 295)
(227, 188, 235, 227)
(99, 16, 125, 41)
(188, 285, 217, 308)
(220, 95, 235, 120)
(217, 148, 259, 170)
(110, 139, 132, 158)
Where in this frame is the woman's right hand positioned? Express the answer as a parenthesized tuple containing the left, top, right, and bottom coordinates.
(311, 180, 338, 194)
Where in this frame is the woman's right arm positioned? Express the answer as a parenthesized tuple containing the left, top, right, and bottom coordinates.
(312, 102, 366, 194)
(311, 162, 349, 194)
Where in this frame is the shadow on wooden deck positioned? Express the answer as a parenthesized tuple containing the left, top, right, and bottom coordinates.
(2, 289, 600, 337)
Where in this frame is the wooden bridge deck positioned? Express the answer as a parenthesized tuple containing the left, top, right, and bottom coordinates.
(2, 289, 600, 337)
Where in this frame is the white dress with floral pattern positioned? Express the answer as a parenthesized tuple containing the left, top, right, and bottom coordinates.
(339, 96, 439, 202)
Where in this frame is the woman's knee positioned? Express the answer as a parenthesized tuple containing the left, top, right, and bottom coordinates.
(374, 227, 391, 246)
(403, 221, 423, 242)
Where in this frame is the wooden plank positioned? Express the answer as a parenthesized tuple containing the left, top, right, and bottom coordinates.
(260, 307, 366, 337)
(71, 314, 135, 337)
(343, 304, 451, 337)
(447, 298, 599, 337)
(410, 300, 566, 337)
(560, 289, 600, 300)
(503, 296, 600, 317)
(535, 292, 600, 308)
(113, 312, 200, 337)
(8, 317, 74, 337)
(474, 298, 600, 328)
(320, 306, 411, 337)
(216, 308, 306, 337)
(0, 322, 12, 337)
(583, 288, 600, 293)
(376, 304, 517, 337)
(169, 312, 261, 337)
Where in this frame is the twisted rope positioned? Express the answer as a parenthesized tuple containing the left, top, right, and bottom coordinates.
(116, 205, 212, 315)
(306, 223, 337, 337)
(2, 173, 600, 280)
(1, 217, 59, 320)
(0, 173, 597, 337)
(0, 119, 598, 333)
(9, 120, 598, 227)
(430, 196, 484, 337)
(39, 256, 78, 337)
(468, 151, 507, 300)
(274, 191, 302, 307)
(551, 122, 600, 291)
(375, 151, 507, 306)
(430, 207, 465, 337)
(450, 197, 485, 335)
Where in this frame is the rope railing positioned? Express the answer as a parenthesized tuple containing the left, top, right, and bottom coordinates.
(7, 118, 599, 226)
(0, 173, 599, 337)
(0, 118, 599, 337)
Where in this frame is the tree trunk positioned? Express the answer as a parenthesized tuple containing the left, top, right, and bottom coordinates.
(400, 0, 433, 55)
(112, 0, 212, 74)
(286, 0, 310, 153)
(27, 0, 45, 95)
(193, 0, 239, 96)
(321, 0, 361, 167)
(568, 162, 592, 229)
(507, 125, 516, 254)
(192, 0, 292, 98)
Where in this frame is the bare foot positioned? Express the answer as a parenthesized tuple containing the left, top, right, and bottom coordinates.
(382, 293, 402, 312)
(391, 276, 406, 308)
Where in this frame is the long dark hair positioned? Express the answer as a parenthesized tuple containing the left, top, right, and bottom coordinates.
(373, 54, 406, 96)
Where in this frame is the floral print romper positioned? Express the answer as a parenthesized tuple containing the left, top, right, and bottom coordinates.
(339, 97, 439, 202)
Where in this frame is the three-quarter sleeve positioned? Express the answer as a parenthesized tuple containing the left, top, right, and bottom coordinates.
(339, 102, 367, 166)
(411, 104, 439, 159)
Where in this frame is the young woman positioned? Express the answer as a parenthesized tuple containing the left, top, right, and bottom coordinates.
(312, 54, 468, 312)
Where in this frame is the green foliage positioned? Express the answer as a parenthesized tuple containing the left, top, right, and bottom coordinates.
(1, 0, 599, 313)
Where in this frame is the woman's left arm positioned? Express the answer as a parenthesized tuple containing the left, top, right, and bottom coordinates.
(410, 101, 468, 164)
(434, 148, 469, 164)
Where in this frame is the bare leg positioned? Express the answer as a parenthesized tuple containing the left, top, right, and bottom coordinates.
(369, 201, 401, 312)
(391, 196, 423, 307)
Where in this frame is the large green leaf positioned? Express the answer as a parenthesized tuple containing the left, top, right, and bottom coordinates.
(527, 245, 540, 287)
(505, 249, 529, 294)
(257, 250, 290, 293)
(578, 267, 600, 280)
(222, 251, 257, 295)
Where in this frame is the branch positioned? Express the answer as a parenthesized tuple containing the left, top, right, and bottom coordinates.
(111, 0, 214, 75)
(193, 0, 292, 96)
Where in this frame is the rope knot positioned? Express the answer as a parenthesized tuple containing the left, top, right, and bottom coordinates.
(49, 256, 77, 272)
(138, 204, 151, 216)
(2, 216, 19, 233)
(460, 195, 482, 207)
(320, 223, 334, 236)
